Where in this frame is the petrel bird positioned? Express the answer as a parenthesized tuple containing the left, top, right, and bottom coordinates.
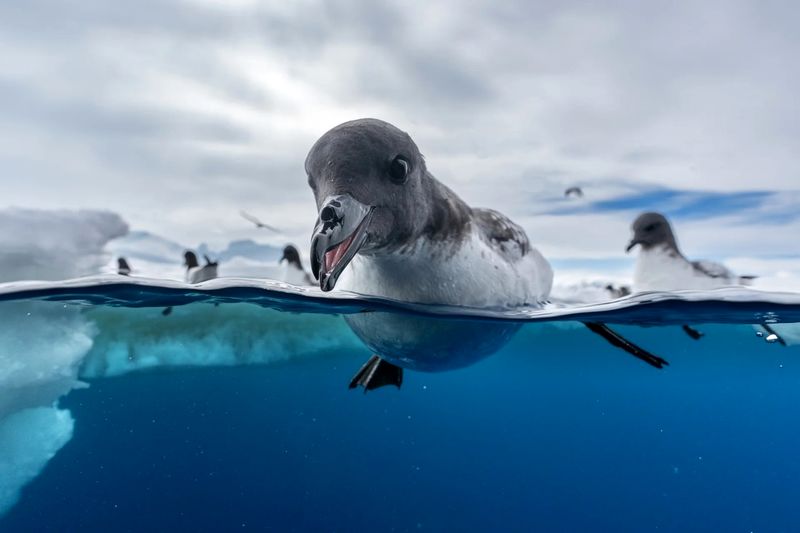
(626, 211, 762, 341)
(163, 251, 220, 316)
(305, 118, 668, 391)
(279, 244, 314, 286)
(627, 212, 756, 290)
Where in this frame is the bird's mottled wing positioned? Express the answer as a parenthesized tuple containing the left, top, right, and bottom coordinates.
(691, 260, 734, 280)
(473, 208, 530, 262)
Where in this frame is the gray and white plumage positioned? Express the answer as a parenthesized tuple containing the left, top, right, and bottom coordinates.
(305, 118, 552, 308)
(183, 250, 218, 284)
(626, 212, 754, 291)
(302, 119, 670, 378)
(279, 244, 314, 286)
(304, 118, 553, 373)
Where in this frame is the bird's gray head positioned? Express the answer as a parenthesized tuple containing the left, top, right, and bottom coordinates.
(306, 118, 432, 291)
(280, 245, 304, 270)
(626, 212, 678, 253)
(183, 250, 199, 269)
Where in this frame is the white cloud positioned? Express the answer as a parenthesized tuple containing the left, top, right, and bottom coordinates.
(0, 0, 797, 253)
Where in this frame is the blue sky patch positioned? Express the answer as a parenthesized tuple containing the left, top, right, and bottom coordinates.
(545, 186, 798, 223)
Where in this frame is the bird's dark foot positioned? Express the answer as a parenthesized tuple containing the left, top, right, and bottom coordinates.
(583, 322, 669, 369)
(162, 306, 173, 316)
(761, 324, 787, 346)
(349, 355, 403, 392)
(682, 325, 704, 340)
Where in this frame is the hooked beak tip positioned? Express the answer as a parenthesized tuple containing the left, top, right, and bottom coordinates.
(625, 241, 638, 253)
(310, 199, 374, 292)
(319, 274, 332, 292)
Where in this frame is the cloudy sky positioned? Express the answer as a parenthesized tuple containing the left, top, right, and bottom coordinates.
(1, 0, 798, 279)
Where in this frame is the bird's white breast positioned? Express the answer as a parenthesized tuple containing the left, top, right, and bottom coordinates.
(186, 265, 217, 284)
(335, 230, 552, 308)
(633, 246, 729, 292)
(279, 263, 312, 286)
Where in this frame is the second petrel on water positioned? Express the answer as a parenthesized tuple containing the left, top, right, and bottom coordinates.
(626, 211, 772, 343)
(627, 212, 756, 291)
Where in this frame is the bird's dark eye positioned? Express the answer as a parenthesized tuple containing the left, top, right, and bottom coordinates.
(388, 156, 410, 184)
(644, 223, 659, 232)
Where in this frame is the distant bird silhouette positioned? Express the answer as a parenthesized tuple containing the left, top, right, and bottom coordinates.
(564, 186, 584, 198)
(184, 251, 218, 283)
(117, 257, 131, 276)
(604, 283, 631, 299)
(279, 245, 314, 286)
(163, 251, 220, 316)
(240, 210, 279, 232)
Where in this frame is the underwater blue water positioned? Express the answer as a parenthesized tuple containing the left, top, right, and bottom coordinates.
(1, 279, 800, 532)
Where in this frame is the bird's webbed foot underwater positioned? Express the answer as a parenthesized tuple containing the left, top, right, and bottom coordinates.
(760, 324, 787, 346)
(349, 355, 403, 392)
(583, 322, 669, 369)
(682, 325, 704, 340)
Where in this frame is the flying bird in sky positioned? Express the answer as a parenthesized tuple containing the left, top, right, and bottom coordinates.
(564, 186, 584, 198)
(240, 210, 280, 232)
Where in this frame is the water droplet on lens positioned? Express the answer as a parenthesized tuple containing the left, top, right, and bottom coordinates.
(766, 334, 779, 343)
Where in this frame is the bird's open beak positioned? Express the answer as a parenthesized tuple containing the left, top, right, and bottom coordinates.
(625, 239, 641, 253)
(310, 194, 374, 292)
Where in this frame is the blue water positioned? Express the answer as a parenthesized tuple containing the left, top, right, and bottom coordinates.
(1, 280, 800, 532)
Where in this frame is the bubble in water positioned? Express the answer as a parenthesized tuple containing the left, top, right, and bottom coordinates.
(766, 334, 779, 343)
(756, 331, 764, 337)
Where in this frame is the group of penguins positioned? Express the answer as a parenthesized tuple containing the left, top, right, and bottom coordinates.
(116, 245, 312, 286)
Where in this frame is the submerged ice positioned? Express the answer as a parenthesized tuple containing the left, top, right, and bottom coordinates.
(0, 208, 126, 514)
(0, 407, 74, 515)
(0, 297, 363, 515)
(0, 207, 366, 515)
(81, 304, 361, 378)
